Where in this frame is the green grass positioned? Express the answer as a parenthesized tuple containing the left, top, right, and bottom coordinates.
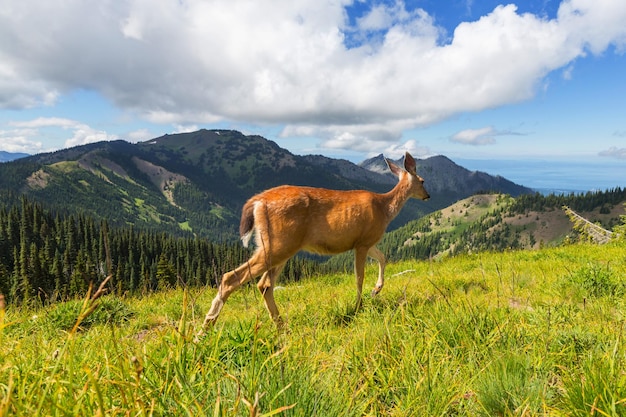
(49, 161, 80, 173)
(2, 242, 626, 415)
(179, 220, 193, 232)
(132, 197, 162, 224)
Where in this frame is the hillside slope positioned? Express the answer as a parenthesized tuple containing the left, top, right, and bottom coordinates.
(383, 189, 626, 260)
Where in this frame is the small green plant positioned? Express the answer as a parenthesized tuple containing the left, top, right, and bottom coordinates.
(325, 298, 359, 326)
(567, 263, 624, 298)
(46, 295, 134, 331)
(475, 354, 549, 416)
(561, 345, 626, 416)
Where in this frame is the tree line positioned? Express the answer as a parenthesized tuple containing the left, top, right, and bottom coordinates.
(3, 188, 625, 307)
(507, 188, 626, 216)
(0, 197, 320, 306)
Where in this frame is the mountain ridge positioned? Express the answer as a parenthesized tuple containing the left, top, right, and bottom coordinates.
(360, 153, 528, 198)
(0, 151, 30, 163)
(0, 129, 533, 240)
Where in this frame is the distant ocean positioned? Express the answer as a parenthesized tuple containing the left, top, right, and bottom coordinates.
(454, 158, 626, 194)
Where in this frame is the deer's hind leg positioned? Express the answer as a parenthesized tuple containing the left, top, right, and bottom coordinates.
(200, 251, 269, 331)
(368, 246, 386, 297)
(354, 247, 369, 311)
(257, 262, 286, 329)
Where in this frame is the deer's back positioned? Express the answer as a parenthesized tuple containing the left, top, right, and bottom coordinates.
(253, 185, 388, 255)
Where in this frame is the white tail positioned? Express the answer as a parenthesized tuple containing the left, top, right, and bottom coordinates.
(198, 152, 429, 334)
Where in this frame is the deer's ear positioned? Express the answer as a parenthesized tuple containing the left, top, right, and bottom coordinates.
(385, 158, 403, 177)
(403, 152, 417, 175)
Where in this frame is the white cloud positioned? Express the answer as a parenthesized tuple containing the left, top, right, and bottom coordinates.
(280, 119, 420, 155)
(126, 128, 154, 143)
(5, 117, 118, 151)
(451, 127, 497, 145)
(279, 123, 431, 159)
(0, 63, 59, 109)
(0, 0, 625, 154)
(562, 64, 575, 80)
(64, 125, 118, 148)
(0, 129, 45, 153)
(11, 117, 79, 129)
(599, 147, 626, 159)
(381, 139, 433, 160)
(356, 1, 422, 32)
(450, 126, 528, 146)
(173, 124, 199, 134)
(357, 4, 396, 31)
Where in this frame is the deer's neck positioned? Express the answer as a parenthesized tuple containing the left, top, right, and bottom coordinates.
(383, 175, 412, 221)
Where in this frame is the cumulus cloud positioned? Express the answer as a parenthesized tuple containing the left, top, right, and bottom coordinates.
(599, 147, 626, 159)
(280, 118, 419, 154)
(64, 125, 119, 148)
(0, 128, 45, 154)
(1, 0, 625, 153)
(7, 117, 118, 151)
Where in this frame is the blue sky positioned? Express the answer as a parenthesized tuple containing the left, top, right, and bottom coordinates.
(1, 0, 625, 190)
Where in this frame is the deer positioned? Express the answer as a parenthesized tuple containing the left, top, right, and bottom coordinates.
(196, 152, 429, 337)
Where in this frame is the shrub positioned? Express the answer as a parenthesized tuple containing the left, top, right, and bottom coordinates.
(475, 354, 549, 415)
(45, 296, 135, 331)
(561, 350, 626, 416)
(567, 263, 624, 298)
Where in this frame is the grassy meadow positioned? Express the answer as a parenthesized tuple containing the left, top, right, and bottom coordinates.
(2, 242, 626, 416)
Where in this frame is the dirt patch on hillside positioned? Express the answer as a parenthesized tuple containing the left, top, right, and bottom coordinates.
(502, 203, 625, 248)
(26, 169, 50, 189)
(78, 153, 129, 184)
(132, 157, 189, 207)
(581, 203, 626, 225)
(503, 209, 572, 247)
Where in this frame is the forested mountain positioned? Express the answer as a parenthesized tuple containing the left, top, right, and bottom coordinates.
(0, 129, 532, 241)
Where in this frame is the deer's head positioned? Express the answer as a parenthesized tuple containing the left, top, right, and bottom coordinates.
(386, 152, 430, 201)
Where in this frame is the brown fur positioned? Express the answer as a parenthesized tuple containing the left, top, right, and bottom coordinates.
(197, 152, 429, 334)
(239, 201, 255, 240)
